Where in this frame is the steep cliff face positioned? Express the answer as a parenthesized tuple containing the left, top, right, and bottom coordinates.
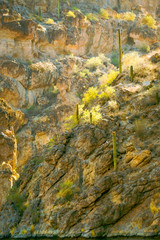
(0, 0, 160, 238)
(11, 0, 160, 17)
(0, 99, 27, 208)
(0, 75, 160, 237)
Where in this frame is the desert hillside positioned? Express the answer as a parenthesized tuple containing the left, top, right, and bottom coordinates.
(0, 0, 160, 238)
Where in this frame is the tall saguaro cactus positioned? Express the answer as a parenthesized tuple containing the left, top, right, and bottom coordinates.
(90, 112, 92, 124)
(130, 65, 133, 81)
(112, 131, 117, 171)
(118, 29, 122, 74)
(76, 104, 80, 125)
(57, 0, 60, 18)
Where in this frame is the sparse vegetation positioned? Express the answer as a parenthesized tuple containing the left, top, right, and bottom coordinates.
(8, 185, 27, 216)
(100, 8, 109, 20)
(86, 57, 103, 70)
(66, 11, 76, 18)
(98, 86, 115, 101)
(117, 12, 136, 21)
(82, 87, 98, 105)
(123, 52, 153, 77)
(138, 43, 150, 53)
(82, 105, 102, 124)
(45, 18, 54, 24)
(87, 13, 99, 22)
(99, 70, 119, 85)
(57, 180, 75, 202)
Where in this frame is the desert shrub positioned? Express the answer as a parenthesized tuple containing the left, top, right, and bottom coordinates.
(116, 12, 136, 21)
(8, 185, 26, 216)
(138, 43, 150, 53)
(47, 135, 59, 149)
(87, 13, 99, 21)
(111, 51, 119, 67)
(99, 70, 119, 85)
(82, 87, 98, 104)
(122, 52, 153, 77)
(64, 104, 84, 129)
(72, 6, 81, 12)
(30, 224, 35, 233)
(21, 229, 27, 235)
(100, 8, 109, 19)
(142, 15, 157, 29)
(10, 227, 16, 236)
(134, 119, 147, 138)
(98, 86, 115, 100)
(123, 12, 136, 21)
(82, 105, 102, 124)
(66, 11, 76, 18)
(150, 193, 160, 215)
(86, 57, 103, 70)
(78, 68, 91, 78)
(57, 180, 75, 202)
(45, 18, 54, 24)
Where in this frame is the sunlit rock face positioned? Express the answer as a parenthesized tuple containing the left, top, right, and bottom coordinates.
(13, 0, 160, 16)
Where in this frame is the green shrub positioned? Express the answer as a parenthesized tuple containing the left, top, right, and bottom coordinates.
(142, 15, 157, 29)
(82, 87, 98, 104)
(8, 185, 26, 216)
(138, 43, 150, 53)
(99, 70, 119, 85)
(100, 8, 109, 19)
(45, 18, 54, 24)
(111, 52, 119, 67)
(116, 12, 136, 21)
(66, 11, 76, 18)
(98, 86, 115, 100)
(82, 105, 102, 124)
(78, 68, 91, 78)
(86, 57, 103, 70)
(57, 181, 75, 202)
(122, 52, 153, 77)
(87, 13, 99, 21)
(64, 104, 84, 129)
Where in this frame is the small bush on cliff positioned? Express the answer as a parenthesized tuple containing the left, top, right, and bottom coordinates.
(117, 12, 136, 21)
(66, 11, 76, 18)
(82, 105, 102, 124)
(99, 70, 119, 85)
(45, 18, 54, 24)
(98, 86, 115, 102)
(100, 9, 109, 20)
(123, 52, 153, 77)
(138, 43, 150, 53)
(57, 180, 75, 202)
(87, 13, 99, 22)
(142, 15, 157, 29)
(8, 185, 27, 216)
(82, 87, 98, 105)
(86, 57, 103, 70)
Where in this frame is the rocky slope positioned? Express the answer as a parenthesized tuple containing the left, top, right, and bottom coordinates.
(0, 0, 160, 238)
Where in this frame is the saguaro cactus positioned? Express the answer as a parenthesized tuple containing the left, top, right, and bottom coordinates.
(130, 65, 133, 81)
(112, 131, 117, 171)
(57, 0, 60, 18)
(90, 112, 92, 124)
(118, 29, 122, 74)
(76, 104, 80, 125)
(156, 92, 159, 105)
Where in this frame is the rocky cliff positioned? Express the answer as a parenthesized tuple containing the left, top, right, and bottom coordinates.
(0, 0, 160, 238)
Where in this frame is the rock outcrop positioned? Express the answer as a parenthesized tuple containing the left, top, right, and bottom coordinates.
(0, 98, 27, 209)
